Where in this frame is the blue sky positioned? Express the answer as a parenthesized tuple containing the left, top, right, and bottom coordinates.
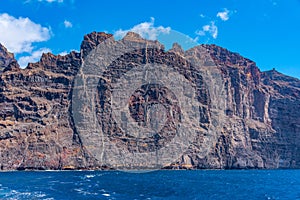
(0, 0, 299, 79)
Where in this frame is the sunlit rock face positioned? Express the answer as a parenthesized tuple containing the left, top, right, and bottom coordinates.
(0, 32, 299, 170)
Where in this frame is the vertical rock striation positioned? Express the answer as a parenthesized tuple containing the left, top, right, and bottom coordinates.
(0, 32, 299, 170)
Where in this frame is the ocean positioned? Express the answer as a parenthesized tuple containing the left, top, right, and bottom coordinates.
(0, 170, 299, 200)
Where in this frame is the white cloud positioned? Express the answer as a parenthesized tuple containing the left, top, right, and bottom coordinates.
(0, 13, 52, 68)
(196, 21, 218, 39)
(64, 20, 72, 28)
(114, 17, 171, 40)
(58, 49, 79, 56)
(18, 48, 51, 68)
(217, 8, 230, 21)
(59, 51, 68, 56)
(0, 13, 51, 54)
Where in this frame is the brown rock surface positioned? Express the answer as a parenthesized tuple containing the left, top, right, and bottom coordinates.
(0, 44, 19, 74)
(0, 32, 299, 170)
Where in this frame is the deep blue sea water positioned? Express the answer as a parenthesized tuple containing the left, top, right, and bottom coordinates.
(0, 170, 299, 200)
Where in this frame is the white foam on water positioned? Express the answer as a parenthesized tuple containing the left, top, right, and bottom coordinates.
(35, 193, 47, 198)
(1, 188, 50, 200)
(85, 174, 95, 178)
(74, 187, 99, 196)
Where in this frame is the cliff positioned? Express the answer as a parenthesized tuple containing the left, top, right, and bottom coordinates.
(0, 32, 299, 170)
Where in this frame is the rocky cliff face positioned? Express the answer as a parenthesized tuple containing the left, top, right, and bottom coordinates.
(0, 32, 299, 170)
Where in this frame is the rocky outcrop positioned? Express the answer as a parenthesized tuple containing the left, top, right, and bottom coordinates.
(0, 44, 18, 74)
(0, 32, 299, 170)
(176, 45, 300, 169)
(0, 45, 96, 170)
